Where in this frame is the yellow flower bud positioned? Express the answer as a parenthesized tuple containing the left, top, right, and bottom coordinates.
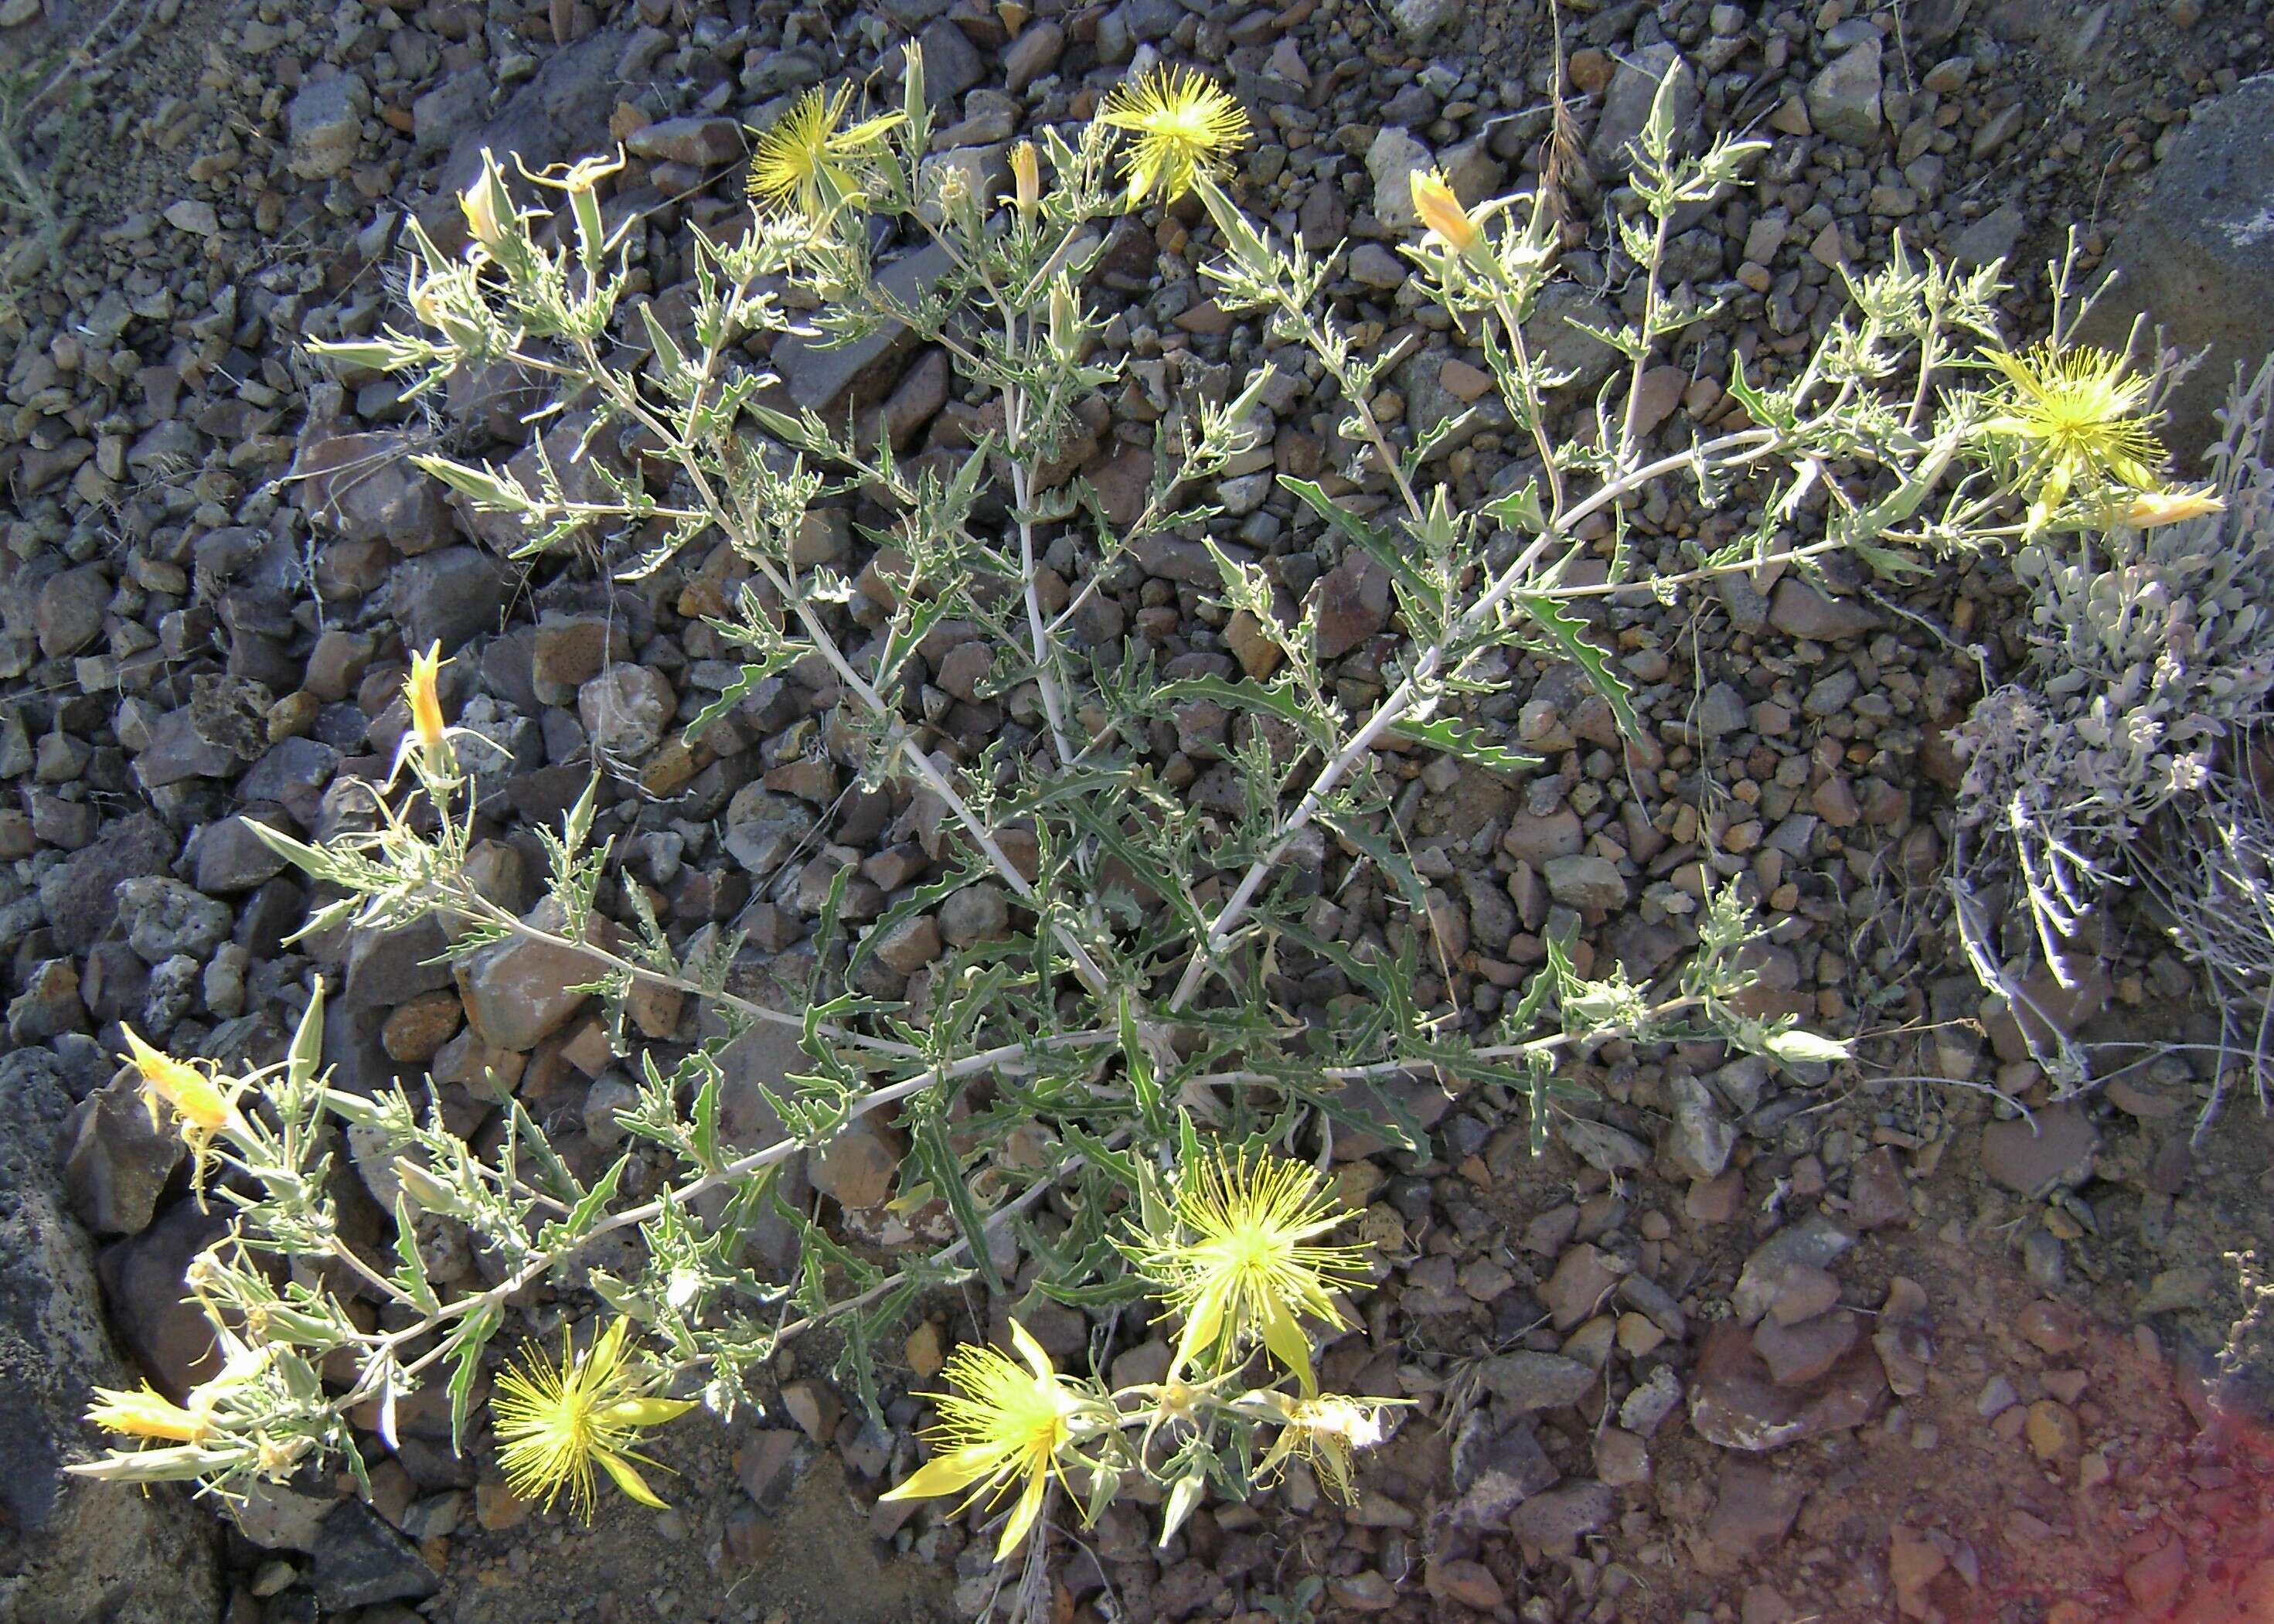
(2121, 486, 2224, 528)
(87, 1384, 212, 1444)
(1010, 140, 1040, 219)
(460, 174, 505, 254)
(406, 641, 449, 760)
(1410, 169, 1482, 256)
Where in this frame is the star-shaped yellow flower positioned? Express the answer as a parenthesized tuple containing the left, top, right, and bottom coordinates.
(880, 1319, 1084, 1561)
(1098, 66, 1251, 207)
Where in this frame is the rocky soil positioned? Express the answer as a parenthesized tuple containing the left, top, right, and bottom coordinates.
(2, 0, 2272, 1621)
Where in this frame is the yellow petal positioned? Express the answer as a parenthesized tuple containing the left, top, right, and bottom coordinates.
(598, 1397, 696, 1428)
(595, 1449, 669, 1510)
(1257, 1289, 1316, 1396)
(1410, 169, 1481, 254)
(1173, 1280, 1229, 1373)
(996, 1460, 1048, 1561)
(405, 642, 448, 753)
(880, 1445, 997, 1502)
(1008, 1319, 1055, 1385)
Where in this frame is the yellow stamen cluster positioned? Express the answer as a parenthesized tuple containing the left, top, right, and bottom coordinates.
(747, 84, 905, 218)
(491, 1318, 694, 1523)
(1122, 1148, 1370, 1394)
(880, 1319, 1081, 1560)
(1978, 342, 2169, 528)
(1098, 66, 1251, 207)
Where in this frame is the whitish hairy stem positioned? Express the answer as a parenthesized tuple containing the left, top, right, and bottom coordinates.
(1168, 424, 1786, 1011)
(349, 1028, 1122, 1395)
(1617, 211, 1672, 474)
(1183, 994, 1710, 1088)
(1490, 290, 1570, 523)
(432, 879, 929, 1061)
(575, 339, 1115, 1001)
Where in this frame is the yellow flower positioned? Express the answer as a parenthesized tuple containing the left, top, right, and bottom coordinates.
(121, 1026, 243, 1191)
(2119, 485, 2225, 528)
(1979, 343, 2167, 526)
(87, 1384, 213, 1445)
(1255, 1391, 1391, 1503)
(880, 1319, 1082, 1561)
(1009, 139, 1040, 220)
(490, 1318, 695, 1523)
(404, 642, 449, 769)
(1410, 169, 1482, 256)
(747, 84, 906, 216)
(120, 1024, 239, 1135)
(1098, 66, 1250, 207)
(1122, 1147, 1370, 1394)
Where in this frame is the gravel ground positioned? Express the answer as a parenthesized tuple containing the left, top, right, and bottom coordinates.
(2, 0, 2273, 1621)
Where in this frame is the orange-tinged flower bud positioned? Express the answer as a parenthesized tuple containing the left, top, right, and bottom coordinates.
(1410, 169, 1482, 255)
(1010, 140, 1040, 219)
(406, 642, 448, 757)
(2122, 486, 2224, 528)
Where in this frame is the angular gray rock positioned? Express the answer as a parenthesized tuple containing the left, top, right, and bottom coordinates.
(0, 1051, 221, 1623)
(1806, 39, 1884, 147)
(2080, 73, 2274, 463)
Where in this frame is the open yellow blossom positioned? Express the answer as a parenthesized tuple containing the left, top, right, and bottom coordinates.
(1122, 1147, 1370, 1394)
(1255, 1391, 1392, 1502)
(121, 1026, 243, 1193)
(1979, 342, 2167, 527)
(1099, 66, 1250, 207)
(880, 1319, 1083, 1561)
(121, 1024, 239, 1135)
(491, 1318, 694, 1524)
(1410, 169, 1483, 256)
(747, 84, 905, 217)
(87, 1384, 213, 1445)
(404, 642, 450, 774)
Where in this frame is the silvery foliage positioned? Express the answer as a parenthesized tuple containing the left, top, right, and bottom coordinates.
(1952, 356, 2274, 1101)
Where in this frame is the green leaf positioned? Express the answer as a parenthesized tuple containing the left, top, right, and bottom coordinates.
(1319, 811, 1426, 912)
(1483, 478, 1546, 535)
(1120, 991, 1166, 1138)
(638, 299, 689, 380)
(1515, 595, 1641, 741)
(390, 1194, 440, 1316)
(917, 1118, 1005, 1295)
(1278, 476, 1438, 614)
(686, 648, 800, 742)
(1388, 715, 1541, 777)
(557, 1154, 628, 1241)
(442, 1302, 502, 1454)
(847, 860, 986, 982)
(1152, 675, 1326, 745)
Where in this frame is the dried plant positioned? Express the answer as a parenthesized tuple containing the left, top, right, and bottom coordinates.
(1952, 352, 2274, 1104)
